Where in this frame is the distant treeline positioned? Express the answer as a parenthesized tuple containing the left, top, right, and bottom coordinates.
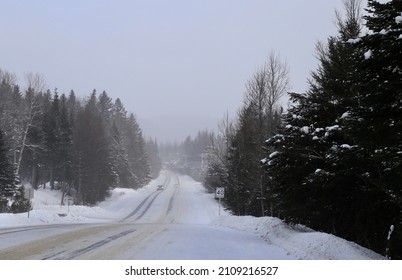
(0, 71, 162, 210)
(159, 130, 214, 182)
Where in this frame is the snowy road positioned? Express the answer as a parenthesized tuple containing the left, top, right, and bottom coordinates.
(0, 171, 293, 260)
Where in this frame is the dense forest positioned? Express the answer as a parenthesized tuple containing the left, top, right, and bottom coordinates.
(0, 72, 161, 210)
(201, 0, 402, 259)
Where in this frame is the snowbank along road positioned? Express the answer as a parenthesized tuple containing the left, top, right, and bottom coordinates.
(0, 171, 293, 260)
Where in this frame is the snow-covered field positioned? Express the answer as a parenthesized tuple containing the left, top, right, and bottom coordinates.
(0, 171, 384, 260)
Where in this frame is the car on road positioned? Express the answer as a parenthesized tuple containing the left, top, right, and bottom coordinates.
(157, 185, 164, 190)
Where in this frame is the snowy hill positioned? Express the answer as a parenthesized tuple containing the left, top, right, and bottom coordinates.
(0, 173, 385, 260)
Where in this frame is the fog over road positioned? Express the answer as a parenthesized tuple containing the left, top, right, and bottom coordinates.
(0, 171, 292, 260)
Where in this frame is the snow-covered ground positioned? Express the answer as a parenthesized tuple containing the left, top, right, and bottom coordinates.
(0, 171, 384, 260)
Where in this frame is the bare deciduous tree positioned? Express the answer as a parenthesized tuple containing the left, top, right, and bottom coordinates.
(242, 51, 290, 216)
(14, 73, 47, 175)
(24, 72, 47, 94)
(15, 89, 42, 175)
(264, 51, 290, 116)
(245, 50, 290, 139)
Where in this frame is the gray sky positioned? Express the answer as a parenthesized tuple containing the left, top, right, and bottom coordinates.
(1, 0, 356, 142)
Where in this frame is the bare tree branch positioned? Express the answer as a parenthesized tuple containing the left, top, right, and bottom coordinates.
(24, 72, 47, 94)
(264, 51, 290, 113)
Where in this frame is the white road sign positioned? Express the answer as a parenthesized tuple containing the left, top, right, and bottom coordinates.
(216, 187, 225, 199)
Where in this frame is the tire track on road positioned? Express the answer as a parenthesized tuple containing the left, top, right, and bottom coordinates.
(0, 224, 86, 236)
(119, 191, 158, 222)
(165, 173, 183, 223)
(120, 172, 171, 222)
(42, 228, 137, 260)
(133, 193, 162, 221)
(0, 224, 130, 260)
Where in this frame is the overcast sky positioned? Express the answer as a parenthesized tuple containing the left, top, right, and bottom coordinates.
(1, 0, 366, 142)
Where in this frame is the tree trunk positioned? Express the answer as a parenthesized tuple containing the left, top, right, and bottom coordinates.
(15, 122, 30, 175)
(50, 164, 55, 190)
(32, 162, 39, 190)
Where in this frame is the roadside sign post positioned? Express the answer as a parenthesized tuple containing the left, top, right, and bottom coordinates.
(24, 188, 34, 218)
(68, 198, 73, 213)
(215, 187, 225, 215)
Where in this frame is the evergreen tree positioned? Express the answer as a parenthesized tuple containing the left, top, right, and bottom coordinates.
(125, 113, 151, 187)
(1, 128, 31, 213)
(98, 91, 114, 126)
(67, 90, 80, 122)
(110, 121, 136, 188)
(226, 105, 261, 216)
(264, 0, 402, 258)
(0, 129, 17, 212)
(146, 138, 162, 179)
(342, 0, 402, 258)
(97, 91, 119, 188)
(10, 183, 32, 214)
(110, 99, 138, 188)
(58, 93, 74, 204)
(41, 90, 61, 190)
(264, 0, 363, 232)
(73, 92, 113, 205)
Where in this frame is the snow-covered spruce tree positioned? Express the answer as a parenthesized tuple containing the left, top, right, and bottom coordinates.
(0, 128, 16, 212)
(0, 128, 31, 213)
(265, 0, 402, 258)
(226, 105, 261, 216)
(342, 0, 402, 258)
(58, 93, 74, 204)
(73, 91, 114, 205)
(145, 138, 162, 179)
(97, 91, 119, 189)
(41, 90, 61, 190)
(10, 182, 32, 214)
(110, 121, 135, 188)
(110, 99, 139, 188)
(125, 113, 151, 188)
(264, 0, 363, 232)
